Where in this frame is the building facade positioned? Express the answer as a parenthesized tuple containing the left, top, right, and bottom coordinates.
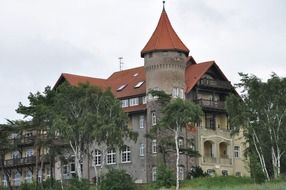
(0, 5, 249, 188)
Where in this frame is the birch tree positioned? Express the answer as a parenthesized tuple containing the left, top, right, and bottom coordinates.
(52, 83, 137, 181)
(226, 73, 286, 180)
(150, 90, 202, 190)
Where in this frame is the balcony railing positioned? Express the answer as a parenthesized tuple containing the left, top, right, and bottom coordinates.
(203, 157, 217, 164)
(220, 158, 232, 165)
(195, 99, 225, 110)
(198, 79, 232, 90)
(3, 156, 36, 167)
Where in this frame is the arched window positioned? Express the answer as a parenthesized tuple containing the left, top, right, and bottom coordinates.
(121, 146, 131, 163)
(179, 166, 185, 180)
(94, 149, 102, 166)
(106, 148, 116, 165)
(14, 172, 21, 186)
(152, 167, 157, 181)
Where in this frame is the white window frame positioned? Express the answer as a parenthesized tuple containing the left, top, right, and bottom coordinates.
(2, 175, 7, 187)
(121, 146, 131, 163)
(179, 166, 184, 180)
(121, 99, 129, 108)
(139, 115, 145, 129)
(139, 143, 145, 157)
(234, 146, 240, 158)
(129, 97, 139, 106)
(152, 140, 157, 154)
(117, 84, 127, 91)
(151, 112, 157, 126)
(12, 151, 21, 159)
(25, 148, 33, 157)
(25, 170, 33, 183)
(142, 96, 147, 104)
(94, 149, 102, 166)
(14, 172, 21, 187)
(178, 138, 184, 148)
(152, 167, 157, 181)
(172, 87, 184, 99)
(106, 148, 116, 165)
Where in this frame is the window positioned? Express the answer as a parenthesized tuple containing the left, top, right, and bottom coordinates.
(25, 149, 33, 157)
(172, 87, 184, 99)
(205, 113, 215, 129)
(25, 132, 33, 137)
(142, 96, 147, 104)
(152, 167, 157, 181)
(134, 81, 144, 88)
(12, 151, 21, 159)
(151, 112, 157, 126)
(121, 146, 131, 163)
(63, 165, 69, 179)
(207, 169, 215, 176)
(2, 175, 7, 187)
(133, 73, 139, 77)
(178, 138, 184, 148)
(222, 170, 228, 176)
(234, 146, 240, 158)
(139, 143, 145, 157)
(121, 99, 128, 108)
(179, 166, 184, 180)
(14, 172, 21, 187)
(152, 140, 157, 154)
(106, 148, 116, 165)
(129, 97, 139, 106)
(117, 84, 127, 91)
(139, 115, 145, 129)
(25, 170, 32, 183)
(94, 150, 102, 166)
(235, 172, 241, 177)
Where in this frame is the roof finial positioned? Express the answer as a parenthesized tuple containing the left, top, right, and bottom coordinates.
(162, 1, 166, 11)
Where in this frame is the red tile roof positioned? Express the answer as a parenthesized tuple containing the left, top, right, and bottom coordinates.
(141, 8, 189, 57)
(185, 61, 214, 93)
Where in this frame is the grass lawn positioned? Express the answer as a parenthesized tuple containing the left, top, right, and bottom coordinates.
(140, 176, 286, 190)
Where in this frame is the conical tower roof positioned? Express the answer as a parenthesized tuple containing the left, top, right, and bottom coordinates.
(141, 6, 189, 57)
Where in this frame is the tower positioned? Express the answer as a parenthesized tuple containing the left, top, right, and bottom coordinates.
(141, 3, 190, 96)
(141, 3, 191, 182)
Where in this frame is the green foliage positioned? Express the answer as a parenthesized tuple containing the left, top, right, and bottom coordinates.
(226, 73, 286, 180)
(154, 165, 176, 188)
(187, 166, 208, 179)
(64, 178, 90, 190)
(18, 182, 37, 190)
(98, 169, 136, 190)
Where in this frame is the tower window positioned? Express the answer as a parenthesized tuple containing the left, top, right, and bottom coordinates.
(139, 115, 145, 129)
(151, 112, 157, 126)
(139, 143, 145, 157)
(152, 139, 157, 154)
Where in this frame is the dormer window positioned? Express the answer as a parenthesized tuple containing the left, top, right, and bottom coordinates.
(133, 73, 139, 77)
(134, 81, 144, 88)
(117, 84, 127, 91)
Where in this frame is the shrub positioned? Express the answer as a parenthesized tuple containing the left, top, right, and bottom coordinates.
(98, 169, 136, 190)
(154, 164, 176, 188)
(64, 178, 90, 190)
(187, 166, 208, 179)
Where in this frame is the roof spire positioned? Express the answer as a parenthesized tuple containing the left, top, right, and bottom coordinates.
(163, 1, 166, 12)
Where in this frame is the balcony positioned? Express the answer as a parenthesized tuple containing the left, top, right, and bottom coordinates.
(203, 157, 216, 164)
(3, 156, 36, 167)
(195, 99, 225, 111)
(198, 79, 232, 90)
(220, 158, 232, 165)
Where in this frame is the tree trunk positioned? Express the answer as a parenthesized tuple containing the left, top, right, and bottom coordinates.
(252, 131, 270, 181)
(175, 125, 180, 190)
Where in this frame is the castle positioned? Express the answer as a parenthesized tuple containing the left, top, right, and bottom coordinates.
(0, 4, 248, 187)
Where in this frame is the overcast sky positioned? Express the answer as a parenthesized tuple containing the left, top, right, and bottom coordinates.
(0, 0, 286, 123)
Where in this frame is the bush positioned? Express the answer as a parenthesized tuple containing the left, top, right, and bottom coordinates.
(64, 178, 90, 190)
(154, 164, 176, 188)
(98, 169, 136, 190)
(187, 166, 208, 179)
